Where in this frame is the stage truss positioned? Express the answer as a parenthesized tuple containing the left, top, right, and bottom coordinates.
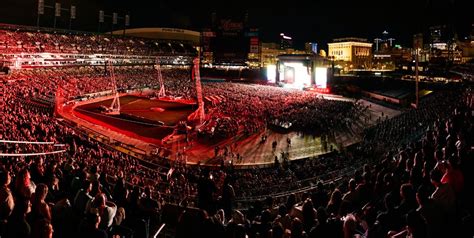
(188, 57, 205, 125)
(155, 57, 166, 98)
(107, 60, 121, 115)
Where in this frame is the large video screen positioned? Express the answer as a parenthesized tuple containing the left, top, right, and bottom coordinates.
(315, 67, 327, 89)
(266, 65, 277, 83)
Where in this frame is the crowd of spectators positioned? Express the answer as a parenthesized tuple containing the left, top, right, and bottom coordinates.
(363, 91, 461, 153)
(0, 27, 196, 56)
(1, 66, 194, 103)
(1, 69, 179, 237)
(201, 83, 366, 138)
(175, 89, 474, 238)
(1, 54, 473, 238)
(3, 67, 364, 142)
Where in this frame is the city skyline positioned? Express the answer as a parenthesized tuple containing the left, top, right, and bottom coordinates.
(0, 0, 473, 49)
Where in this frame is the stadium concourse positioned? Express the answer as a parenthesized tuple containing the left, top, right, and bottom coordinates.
(1, 24, 474, 238)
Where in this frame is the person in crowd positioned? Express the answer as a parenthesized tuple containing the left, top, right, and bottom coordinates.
(74, 180, 93, 215)
(396, 183, 417, 216)
(416, 185, 444, 238)
(430, 169, 456, 218)
(31, 219, 54, 238)
(78, 212, 108, 238)
(441, 156, 464, 194)
(0, 169, 14, 225)
(222, 176, 235, 220)
(6, 200, 31, 238)
(87, 193, 117, 230)
(14, 169, 35, 203)
(31, 183, 52, 223)
(327, 189, 342, 217)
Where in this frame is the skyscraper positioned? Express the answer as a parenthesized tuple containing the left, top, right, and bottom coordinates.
(305, 42, 318, 54)
(280, 33, 293, 50)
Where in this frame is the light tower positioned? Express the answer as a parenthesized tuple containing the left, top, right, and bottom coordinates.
(387, 38, 395, 47)
(374, 38, 382, 52)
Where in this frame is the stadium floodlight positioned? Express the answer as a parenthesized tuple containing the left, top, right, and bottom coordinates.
(125, 15, 130, 26)
(38, 0, 44, 15)
(70, 6, 76, 19)
(113, 12, 118, 25)
(55, 3, 61, 17)
(99, 10, 105, 23)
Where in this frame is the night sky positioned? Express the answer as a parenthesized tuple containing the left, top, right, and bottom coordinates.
(1, 0, 473, 49)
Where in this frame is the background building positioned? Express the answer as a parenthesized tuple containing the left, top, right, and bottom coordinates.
(247, 28, 261, 68)
(371, 31, 410, 70)
(373, 45, 412, 71)
(261, 42, 281, 67)
(374, 30, 395, 52)
(328, 37, 372, 70)
(305, 42, 318, 54)
(260, 37, 306, 68)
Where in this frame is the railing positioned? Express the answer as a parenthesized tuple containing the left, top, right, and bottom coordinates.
(234, 161, 366, 209)
(153, 223, 166, 238)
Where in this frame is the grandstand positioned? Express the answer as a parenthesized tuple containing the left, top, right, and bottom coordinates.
(0, 24, 197, 69)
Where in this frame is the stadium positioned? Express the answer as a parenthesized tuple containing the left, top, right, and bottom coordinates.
(1, 1, 474, 238)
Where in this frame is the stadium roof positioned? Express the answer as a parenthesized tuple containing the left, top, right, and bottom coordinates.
(111, 27, 200, 45)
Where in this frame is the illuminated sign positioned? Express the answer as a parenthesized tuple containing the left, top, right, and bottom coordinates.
(202, 32, 216, 37)
(307, 87, 330, 94)
(161, 28, 185, 33)
(219, 20, 244, 32)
